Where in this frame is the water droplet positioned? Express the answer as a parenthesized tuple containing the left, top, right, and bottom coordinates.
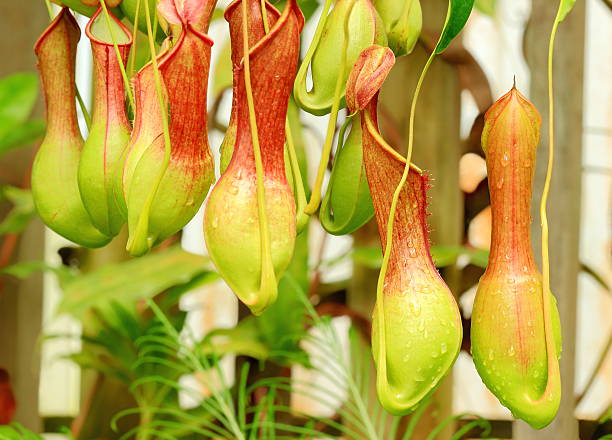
(501, 153, 510, 167)
(505, 252, 512, 261)
(408, 247, 417, 258)
(441, 343, 448, 354)
(488, 349, 494, 361)
(407, 296, 421, 317)
(522, 265, 528, 273)
(211, 217, 219, 228)
(508, 345, 515, 357)
(496, 177, 504, 189)
(414, 368, 425, 382)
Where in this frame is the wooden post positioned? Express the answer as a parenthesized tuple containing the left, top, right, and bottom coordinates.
(515, 1, 586, 439)
(0, 0, 48, 431)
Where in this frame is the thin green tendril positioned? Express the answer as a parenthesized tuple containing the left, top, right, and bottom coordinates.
(126, 0, 172, 254)
(243, 0, 277, 313)
(99, 0, 136, 110)
(374, 51, 435, 400)
(304, 0, 354, 214)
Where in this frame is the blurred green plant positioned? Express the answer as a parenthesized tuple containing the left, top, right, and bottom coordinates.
(0, 73, 45, 156)
(108, 277, 492, 439)
(0, 424, 43, 440)
(0, 186, 36, 236)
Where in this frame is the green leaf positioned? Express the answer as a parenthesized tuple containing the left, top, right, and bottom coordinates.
(353, 245, 383, 269)
(0, 73, 45, 154)
(297, 0, 321, 21)
(210, 7, 225, 22)
(352, 245, 489, 269)
(431, 245, 489, 269)
(0, 424, 43, 440)
(0, 186, 35, 235)
(557, 0, 577, 23)
(0, 73, 39, 141)
(212, 40, 233, 98)
(202, 318, 270, 360)
(474, 0, 496, 16)
(0, 260, 75, 285)
(58, 246, 212, 318)
(435, 0, 475, 54)
(0, 119, 45, 155)
(255, 274, 308, 364)
(53, 0, 99, 17)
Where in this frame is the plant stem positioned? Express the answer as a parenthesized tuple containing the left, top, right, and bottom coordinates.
(534, 2, 564, 404)
(304, 0, 353, 214)
(260, 0, 270, 32)
(136, 405, 152, 440)
(285, 119, 310, 232)
(44, 0, 54, 20)
(99, 0, 136, 110)
(129, 0, 142, 78)
(127, 0, 173, 254)
(75, 87, 92, 131)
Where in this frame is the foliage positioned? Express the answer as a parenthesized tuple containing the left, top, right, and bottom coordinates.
(0, 186, 36, 236)
(0, 424, 44, 440)
(58, 245, 215, 318)
(0, 73, 45, 155)
(107, 281, 492, 440)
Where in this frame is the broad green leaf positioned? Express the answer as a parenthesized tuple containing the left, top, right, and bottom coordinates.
(273, 0, 320, 21)
(50, 0, 98, 17)
(210, 7, 225, 22)
(298, 0, 321, 21)
(352, 245, 489, 269)
(212, 39, 233, 98)
(0, 119, 45, 154)
(0, 73, 39, 141)
(255, 274, 308, 365)
(0, 260, 75, 285)
(58, 246, 212, 318)
(0, 186, 35, 235)
(475, 0, 496, 16)
(435, 0, 475, 54)
(0, 424, 43, 440)
(202, 319, 270, 360)
(431, 245, 489, 269)
(353, 245, 383, 269)
(557, 0, 577, 23)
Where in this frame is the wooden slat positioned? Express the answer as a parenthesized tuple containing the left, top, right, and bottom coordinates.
(515, 1, 586, 438)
